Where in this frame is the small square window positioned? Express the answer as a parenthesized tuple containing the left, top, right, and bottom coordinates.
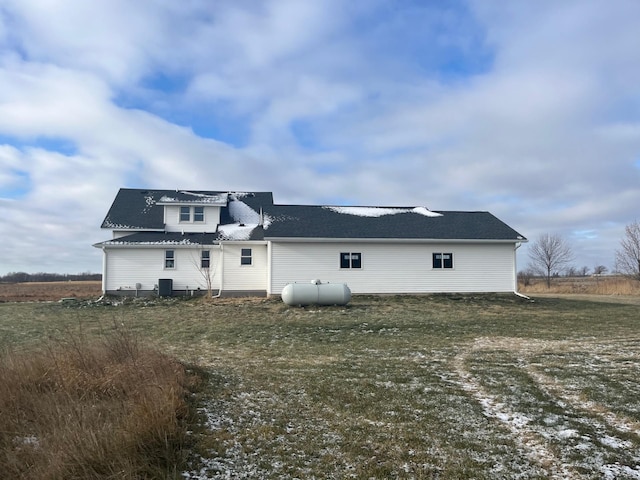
(433, 252, 453, 269)
(241, 248, 252, 265)
(194, 206, 205, 222)
(340, 252, 362, 269)
(201, 250, 210, 269)
(179, 206, 190, 222)
(165, 250, 175, 269)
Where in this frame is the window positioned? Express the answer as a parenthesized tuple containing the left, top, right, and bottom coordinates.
(241, 248, 252, 265)
(180, 206, 205, 222)
(340, 252, 362, 269)
(201, 250, 210, 269)
(165, 250, 175, 269)
(433, 252, 453, 269)
(194, 206, 205, 222)
(179, 206, 191, 222)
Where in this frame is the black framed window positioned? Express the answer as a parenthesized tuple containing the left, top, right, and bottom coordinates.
(340, 252, 362, 269)
(164, 250, 175, 269)
(194, 206, 205, 222)
(179, 206, 191, 222)
(201, 250, 210, 269)
(241, 248, 252, 265)
(433, 252, 453, 269)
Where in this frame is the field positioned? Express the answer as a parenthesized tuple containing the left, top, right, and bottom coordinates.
(0, 280, 102, 302)
(520, 275, 640, 296)
(2, 290, 640, 479)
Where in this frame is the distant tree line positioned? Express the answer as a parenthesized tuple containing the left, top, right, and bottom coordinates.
(0, 272, 102, 283)
(521, 220, 640, 288)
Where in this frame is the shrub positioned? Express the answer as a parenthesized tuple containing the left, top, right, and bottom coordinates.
(0, 328, 196, 479)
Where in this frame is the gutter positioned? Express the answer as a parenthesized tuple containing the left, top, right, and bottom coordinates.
(264, 237, 526, 244)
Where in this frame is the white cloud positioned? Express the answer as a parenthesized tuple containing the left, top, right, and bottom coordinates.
(0, 0, 639, 274)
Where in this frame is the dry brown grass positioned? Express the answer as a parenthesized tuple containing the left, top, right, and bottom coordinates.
(0, 281, 102, 303)
(3, 294, 640, 478)
(519, 275, 640, 296)
(0, 326, 197, 480)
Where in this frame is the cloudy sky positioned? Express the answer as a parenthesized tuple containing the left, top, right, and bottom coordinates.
(1, 0, 639, 276)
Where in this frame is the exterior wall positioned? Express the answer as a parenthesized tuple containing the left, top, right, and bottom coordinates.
(103, 247, 222, 294)
(102, 240, 516, 297)
(220, 243, 268, 292)
(164, 205, 221, 233)
(269, 241, 517, 295)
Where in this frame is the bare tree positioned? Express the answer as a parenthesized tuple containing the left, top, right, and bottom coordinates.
(565, 266, 578, 277)
(615, 220, 640, 281)
(528, 233, 574, 288)
(593, 265, 608, 275)
(190, 248, 217, 297)
(518, 268, 536, 287)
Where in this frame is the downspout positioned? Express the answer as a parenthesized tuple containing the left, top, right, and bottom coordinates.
(212, 243, 224, 298)
(513, 242, 531, 300)
(266, 240, 272, 296)
(101, 247, 108, 295)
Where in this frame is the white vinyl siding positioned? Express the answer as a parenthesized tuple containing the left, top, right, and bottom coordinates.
(164, 205, 221, 232)
(104, 247, 222, 293)
(222, 244, 268, 291)
(269, 242, 516, 294)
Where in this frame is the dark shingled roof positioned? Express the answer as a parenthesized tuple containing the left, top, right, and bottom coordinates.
(99, 188, 526, 243)
(97, 232, 221, 246)
(262, 205, 526, 241)
(100, 189, 274, 231)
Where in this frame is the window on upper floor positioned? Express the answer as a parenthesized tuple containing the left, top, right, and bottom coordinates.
(180, 206, 206, 223)
(433, 252, 453, 269)
(201, 250, 210, 269)
(180, 206, 191, 222)
(340, 252, 362, 269)
(194, 206, 205, 222)
(165, 250, 175, 269)
(241, 248, 252, 265)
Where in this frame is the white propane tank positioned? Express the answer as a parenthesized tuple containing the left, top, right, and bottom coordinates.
(281, 280, 351, 306)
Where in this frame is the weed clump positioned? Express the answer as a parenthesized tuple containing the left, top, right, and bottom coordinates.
(0, 328, 197, 479)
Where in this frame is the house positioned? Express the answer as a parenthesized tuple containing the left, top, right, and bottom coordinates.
(94, 188, 527, 297)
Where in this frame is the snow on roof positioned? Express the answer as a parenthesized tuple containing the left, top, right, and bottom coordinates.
(229, 196, 273, 229)
(101, 238, 199, 246)
(158, 191, 228, 204)
(217, 223, 258, 240)
(101, 218, 145, 230)
(324, 206, 443, 218)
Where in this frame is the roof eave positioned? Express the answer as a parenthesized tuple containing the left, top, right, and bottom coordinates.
(94, 242, 221, 248)
(264, 237, 526, 243)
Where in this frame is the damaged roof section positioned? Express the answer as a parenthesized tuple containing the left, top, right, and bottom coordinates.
(157, 191, 228, 205)
(99, 188, 526, 243)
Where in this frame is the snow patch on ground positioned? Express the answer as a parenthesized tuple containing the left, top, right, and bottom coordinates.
(453, 337, 640, 479)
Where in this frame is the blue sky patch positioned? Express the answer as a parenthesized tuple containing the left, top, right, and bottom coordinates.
(0, 170, 31, 199)
(0, 135, 78, 156)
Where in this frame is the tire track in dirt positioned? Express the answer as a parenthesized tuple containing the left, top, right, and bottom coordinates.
(452, 339, 580, 479)
(527, 366, 640, 440)
(452, 336, 640, 479)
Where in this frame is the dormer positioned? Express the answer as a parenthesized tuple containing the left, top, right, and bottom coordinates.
(157, 191, 228, 233)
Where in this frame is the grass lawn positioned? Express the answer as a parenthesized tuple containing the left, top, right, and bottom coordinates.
(1, 294, 640, 479)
